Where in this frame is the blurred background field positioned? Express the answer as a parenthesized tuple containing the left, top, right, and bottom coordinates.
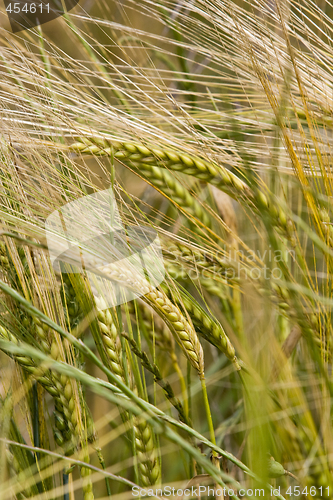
(0, 1, 332, 499)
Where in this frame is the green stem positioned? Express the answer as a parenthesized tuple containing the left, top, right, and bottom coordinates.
(95, 447, 112, 497)
(200, 376, 217, 455)
(63, 472, 69, 500)
(32, 383, 42, 494)
(186, 361, 192, 424)
(173, 358, 188, 418)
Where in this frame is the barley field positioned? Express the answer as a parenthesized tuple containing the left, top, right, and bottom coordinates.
(0, 1, 332, 499)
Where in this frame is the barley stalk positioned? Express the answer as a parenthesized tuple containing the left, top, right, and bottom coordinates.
(48, 333, 95, 500)
(0, 325, 57, 395)
(0, 243, 87, 461)
(161, 284, 239, 368)
(133, 162, 212, 230)
(129, 300, 189, 417)
(130, 300, 176, 353)
(163, 239, 297, 322)
(69, 139, 289, 232)
(95, 295, 161, 486)
(95, 296, 126, 380)
(91, 259, 205, 377)
(123, 332, 191, 426)
(0, 324, 78, 459)
(61, 273, 83, 330)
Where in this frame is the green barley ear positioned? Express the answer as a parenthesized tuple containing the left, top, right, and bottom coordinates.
(87, 259, 205, 378)
(2, 250, 96, 498)
(95, 296, 126, 380)
(161, 282, 239, 368)
(93, 295, 162, 486)
(129, 162, 212, 232)
(61, 273, 83, 330)
(49, 333, 95, 500)
(70, 139, 290, 234)
(128, 300, 176, 354)
(144, 287, 205, 377)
